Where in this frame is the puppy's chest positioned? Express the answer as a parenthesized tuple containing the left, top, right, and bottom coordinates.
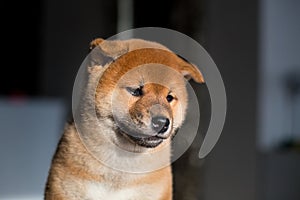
(85, 181, 162, 200)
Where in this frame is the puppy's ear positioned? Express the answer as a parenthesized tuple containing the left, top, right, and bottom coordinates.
(88, 38, 113, 68)
(90, 38, 128, 59)
(177, 55, 205, 83)
(89, 38, 104, 51)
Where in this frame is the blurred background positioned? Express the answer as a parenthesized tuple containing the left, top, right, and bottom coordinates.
(1, 0, 300, 199)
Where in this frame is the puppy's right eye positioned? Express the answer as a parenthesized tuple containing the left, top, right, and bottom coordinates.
(166, 94, 174, 102)
(126, 87, 143, 97)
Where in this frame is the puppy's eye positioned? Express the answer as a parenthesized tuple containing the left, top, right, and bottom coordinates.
(166, 94, 174, 102)
(126, 87, 143, 97)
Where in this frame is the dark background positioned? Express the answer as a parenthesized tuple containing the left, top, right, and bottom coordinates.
(1, 0, 300, 199)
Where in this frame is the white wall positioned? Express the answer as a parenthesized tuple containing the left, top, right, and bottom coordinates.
(0, 99, 65, 199)
(259, 0, 300, 151)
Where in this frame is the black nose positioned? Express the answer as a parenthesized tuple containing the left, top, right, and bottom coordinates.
(152, 116, 170, 134)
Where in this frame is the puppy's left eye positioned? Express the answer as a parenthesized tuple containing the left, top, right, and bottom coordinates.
(166, 94, 174, 102)
(126, 87, 143, 96)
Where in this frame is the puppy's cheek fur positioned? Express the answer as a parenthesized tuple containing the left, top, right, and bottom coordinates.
(172, 103, 187, 128)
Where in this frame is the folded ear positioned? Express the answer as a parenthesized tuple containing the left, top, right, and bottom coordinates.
(176, 55, 204, 83)
(89, 38, 105, 51)
(88, 38, 113, 68)
(180, 64, 205, 83)
(89, 38, 128, 59)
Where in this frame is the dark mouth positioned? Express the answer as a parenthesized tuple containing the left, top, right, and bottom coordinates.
(115, 127, 164, 148)
(126, 134, 163, 148)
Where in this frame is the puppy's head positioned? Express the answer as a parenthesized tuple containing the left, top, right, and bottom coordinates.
(90, 39, 204, 151)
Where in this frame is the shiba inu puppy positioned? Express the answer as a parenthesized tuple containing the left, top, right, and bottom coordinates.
(45, 38, 204, 200)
